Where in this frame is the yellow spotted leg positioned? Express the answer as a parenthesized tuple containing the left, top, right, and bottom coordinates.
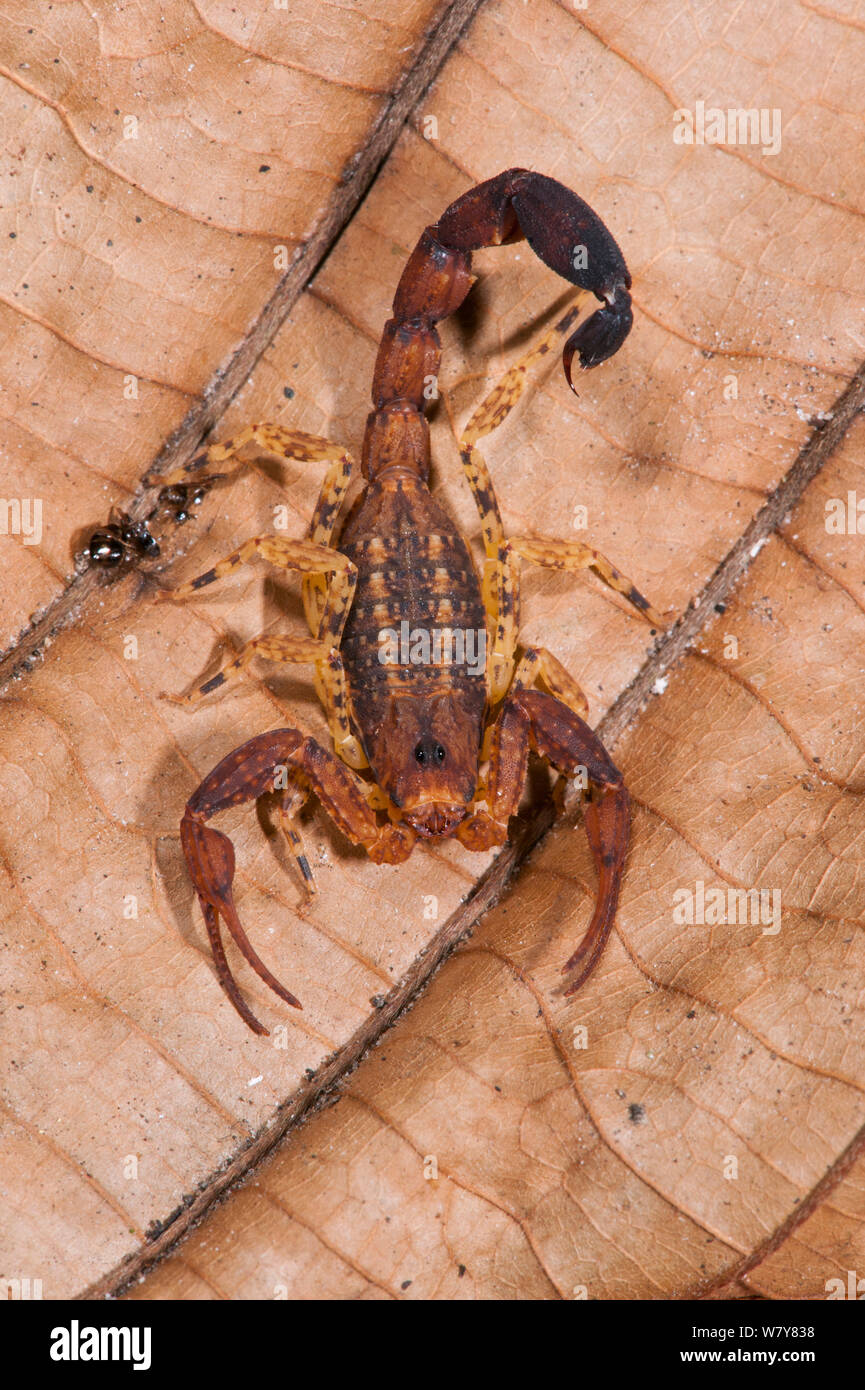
(156, 534, 366, 768)
(454, 305, 663, 704)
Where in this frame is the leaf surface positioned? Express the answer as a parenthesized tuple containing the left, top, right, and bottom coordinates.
(1, 0, 863, 1300)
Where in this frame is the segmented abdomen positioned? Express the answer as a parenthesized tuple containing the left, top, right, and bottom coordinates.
(338, 477, 487, 731)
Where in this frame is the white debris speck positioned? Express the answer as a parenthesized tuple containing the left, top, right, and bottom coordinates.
(652, 676, 669, 695)
(248, 1075, 263, 1087)
(750, 537, 769, 558)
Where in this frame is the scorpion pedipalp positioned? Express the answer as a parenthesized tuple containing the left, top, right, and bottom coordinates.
(181, 815, 302, 1036)
(179, 727, 388, 1033)
(476, 687, 630, 992)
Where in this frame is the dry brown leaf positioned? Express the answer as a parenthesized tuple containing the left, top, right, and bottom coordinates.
(1, 0, 864, 1301)
(0, 0, 460, 654)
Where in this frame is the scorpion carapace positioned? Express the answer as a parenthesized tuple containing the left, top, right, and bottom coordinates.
(157, 169, 661, 1034)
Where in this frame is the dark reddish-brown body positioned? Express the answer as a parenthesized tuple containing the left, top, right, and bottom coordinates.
(338, 481, 487, 836)
(164, 170, 659, 1034)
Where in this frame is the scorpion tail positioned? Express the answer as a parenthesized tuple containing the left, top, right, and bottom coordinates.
(365, 169, 632, 470)
(561, 296, 633, 383)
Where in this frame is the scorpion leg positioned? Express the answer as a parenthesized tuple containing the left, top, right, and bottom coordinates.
(156, 535, 365, 766)
(156, 426, 354, 635)
(478, 531, 663, 704)
(452, 305, 661, 699)
(509, 647, 589, 719)
(458, 304, 584, 559)
(182, 727, 415, 1033)
(276, 766, 318, 899)
(276, 734, 395, 894)
(459, 313, 579, 696)
(508, 535, 664, 628)
(161, 631, 327, 708)
(460, 687, 629, 996)
(157, 427, 352, 533)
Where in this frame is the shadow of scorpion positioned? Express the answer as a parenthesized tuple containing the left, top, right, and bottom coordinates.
(155, 169, 664, 1034)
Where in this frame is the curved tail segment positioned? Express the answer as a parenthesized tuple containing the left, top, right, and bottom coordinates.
(363, 168, 632, 479)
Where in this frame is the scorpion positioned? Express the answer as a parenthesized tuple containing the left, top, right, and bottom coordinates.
(155, 169, 662, 1035)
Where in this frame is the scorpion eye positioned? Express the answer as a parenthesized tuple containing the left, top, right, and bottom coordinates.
(414, 737, 446, 767)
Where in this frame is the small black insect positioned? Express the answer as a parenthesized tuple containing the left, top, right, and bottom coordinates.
(157, 481, 210, 525)
(84, 466, 222, 571)
(85, 511, 160, 568)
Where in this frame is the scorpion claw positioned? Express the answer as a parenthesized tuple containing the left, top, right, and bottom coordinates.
(181, 813, 302, 1030)
(200, 899, 269, 1036)
(492, 691, 630, 996)
(560, 782, 630, 995)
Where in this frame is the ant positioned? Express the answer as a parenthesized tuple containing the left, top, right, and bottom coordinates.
(84, 481, 212, 569)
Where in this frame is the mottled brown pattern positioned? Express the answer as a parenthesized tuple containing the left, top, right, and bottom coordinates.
(339, 474, 488, 752)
